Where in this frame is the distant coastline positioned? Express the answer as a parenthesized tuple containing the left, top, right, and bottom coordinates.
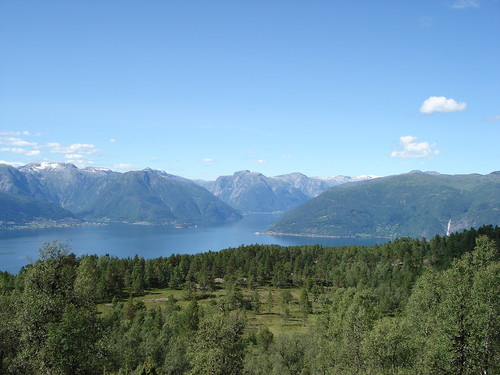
(261, 230, 392, 239)
(0, 220, 104, 231)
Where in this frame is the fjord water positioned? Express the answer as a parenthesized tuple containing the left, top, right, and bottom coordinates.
(0, 214, 388, 273)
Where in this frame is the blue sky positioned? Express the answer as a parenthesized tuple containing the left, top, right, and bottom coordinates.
(1, 0, 499, 180)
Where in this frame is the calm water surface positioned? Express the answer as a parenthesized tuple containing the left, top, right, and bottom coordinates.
(0, 214, 388, 273)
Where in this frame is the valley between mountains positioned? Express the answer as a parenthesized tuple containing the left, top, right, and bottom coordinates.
(0, 162, 498, 238)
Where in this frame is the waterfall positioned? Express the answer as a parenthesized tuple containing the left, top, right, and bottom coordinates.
(446, 219, 452, 236)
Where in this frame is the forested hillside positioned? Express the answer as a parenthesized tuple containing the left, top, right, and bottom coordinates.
(0, 225, 498, 374)
(272, 171, 500, 238)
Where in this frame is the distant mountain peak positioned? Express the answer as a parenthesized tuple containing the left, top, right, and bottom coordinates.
(354, 174, 381, 180)
(0, 162, 241, 226)
(408, 170, 440, 175)
(142, 168, 192, 182)
(234, 170, 259, 176)
(82, 166, 112, 175)
(22, 162, 77, 172)
(275, 172, 308, 179)
(315, 174, 380, 183)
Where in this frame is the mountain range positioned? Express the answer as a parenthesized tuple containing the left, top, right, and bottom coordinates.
(1, 163, 498, 238)
(1, 162, 375, 227)
(198, 170, 378, 213)
(271, 171, 500, 238)
(0, 163, 240, 227)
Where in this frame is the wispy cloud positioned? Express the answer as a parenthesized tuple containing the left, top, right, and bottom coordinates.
(114, 163, 136, 171)
(46, 143, 100, 155)
(391, 136, 442, 158)
(420, 96, 467, 114)
(0, 160, 24, 167)
(419, 16, 434, 28)
(255, 159, 267, 164)
(64, 154, 85, 159)
(0, 137, 37, 147)
(483, 115, 500, 123)
(450, 0, 480, 9)
(0, 132, 106, 168)
(0, 147, 40, 156)
(200, 158, 216, 162)
(66, 158, 95, 167)
(0, 131, 33, 136)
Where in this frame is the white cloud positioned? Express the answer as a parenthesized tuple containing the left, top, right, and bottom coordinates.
(255, 159, 267, 164)
(391, 135, 442, 158)
(0, 131, 32, 136)
(109, 138, 117, 143)
(200, 158, 215, 162)
(420, 96, 467, 114)
(68, 158, 89, 165)
(0, 137, 37, 147)
(64, 154, 85, 159)
(66, 158, 95, 168)
(0, 147, 40, 156)
(0, 160, 24, 167)
(47, 143, 100, 155)
(451, 0, 480, 9)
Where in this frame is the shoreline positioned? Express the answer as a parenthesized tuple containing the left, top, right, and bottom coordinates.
(261, 231, 392, 239)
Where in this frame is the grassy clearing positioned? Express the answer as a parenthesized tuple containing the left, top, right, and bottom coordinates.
(98, 285, 323, 336)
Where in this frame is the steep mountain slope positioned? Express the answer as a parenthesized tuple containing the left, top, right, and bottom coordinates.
(274, 172, 379, 198)
(272, 172, 333, 198)
(19, 162, 110, 211)
(204, 170, 309, 213)
(271, 172, 500, 238)
(0, 192, 75, 224)
(77, 170, 241, 225)
(0, 163, 241, 226)
(200, 170, 379, 213)
(0, 164, 33, 196)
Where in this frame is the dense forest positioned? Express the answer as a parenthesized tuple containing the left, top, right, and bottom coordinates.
(0, 225, 498, 374)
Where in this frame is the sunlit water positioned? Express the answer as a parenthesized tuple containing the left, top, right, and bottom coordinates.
(0, 214, 388, 273)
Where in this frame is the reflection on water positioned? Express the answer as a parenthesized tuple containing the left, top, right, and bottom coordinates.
(0, 214, 388, 273)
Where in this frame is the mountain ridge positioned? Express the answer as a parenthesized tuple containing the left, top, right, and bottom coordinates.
(271, 171, 500, 238)
(0, 162, 241, 227)
(198, 170, 380, 213)
(2, 162, 498, 236)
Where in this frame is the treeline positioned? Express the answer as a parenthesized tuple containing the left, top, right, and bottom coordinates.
(0, 225, 498, 374)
